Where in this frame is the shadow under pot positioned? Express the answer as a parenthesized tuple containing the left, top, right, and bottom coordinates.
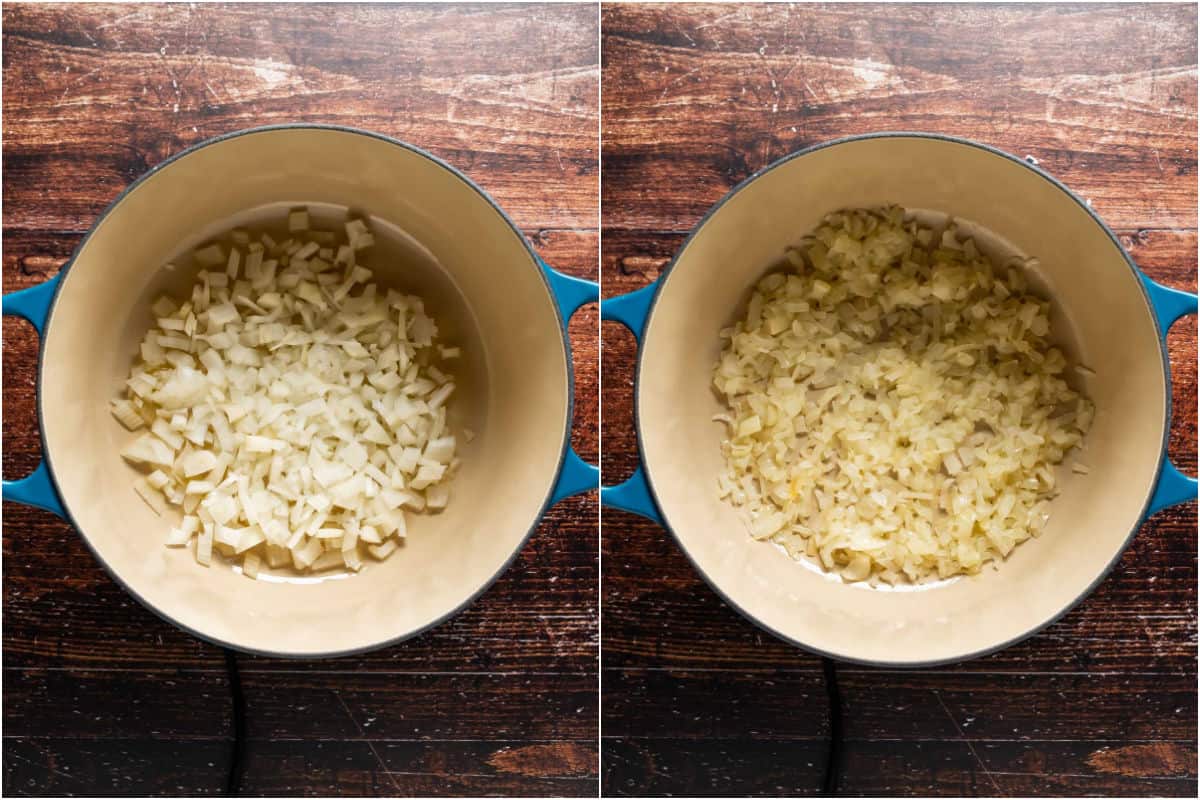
(601, 132, 1197, 667)
(3, 125, 599, 658)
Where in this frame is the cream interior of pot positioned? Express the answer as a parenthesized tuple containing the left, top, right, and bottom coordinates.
(39, 128, 569, 656)
(636, 136, 1167, 665)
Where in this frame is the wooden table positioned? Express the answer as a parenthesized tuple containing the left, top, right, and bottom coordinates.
(601, 3, 1197, 796)
(2, 3, 598, 796)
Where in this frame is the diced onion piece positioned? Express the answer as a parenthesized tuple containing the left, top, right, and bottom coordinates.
(134, 477, 167, 515)
(181, 451, 219, 477)
(166, 525, 194, 547)
(426, 484, 449, 510)
(368, 540, 398, 560)
(294, 241, 319, 260)
(111, 398, 145, 430)
(245, 435, 284, 453)
(310, 550, 344, 571)
(264, 545, 290, 568)
(410, 463, 445, 491)
(242, 551, 262, 579)
(147, 469, 171, 490)
(196, 526, 214, 566)
(152, 418, 184, 450)
(166, 516, 201, 547)
(152, 296, 178, 317)
(345, 219, 374, 250)
(194, 243, 225, 267)
(342, 522, 360, 552)
(427, 383, 454, 410)
(122, 434, 175, 467)
(424, 436, 455, 464)
(235, 527, 266, 553)
(292, 536, 323, 569)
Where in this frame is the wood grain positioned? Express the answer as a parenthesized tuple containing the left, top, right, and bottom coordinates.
(2, 738, 600, 798)
(232, 740, 599, 797)
(605, 739, 1198, 798)
(3, 739, 232, 797)
(601, 3, 1197, 797)
(603, 738, 829, 797)
(2, 3, 598, 797)
(602, 3, 1197, 232)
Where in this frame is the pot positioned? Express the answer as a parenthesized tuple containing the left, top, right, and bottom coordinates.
(3, 125, 598, 657)
(601, 132, 1196, 666)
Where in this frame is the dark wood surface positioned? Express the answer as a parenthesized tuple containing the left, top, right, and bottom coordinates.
(600, 3, 1197, 797)
(2, 3, 598, 796)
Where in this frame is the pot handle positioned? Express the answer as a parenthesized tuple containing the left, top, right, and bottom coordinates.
(540, 261, 601, 504)
(598, 283, 664, 523)
(2, 275, 66, 517)
(1141, 273, 1199, 515)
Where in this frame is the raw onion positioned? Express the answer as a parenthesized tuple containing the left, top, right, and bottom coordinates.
(115, 209, 460, 577)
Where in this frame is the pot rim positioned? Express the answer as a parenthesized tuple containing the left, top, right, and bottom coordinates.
(631, 130, 1172, 668)
(31, 123, 576, 659)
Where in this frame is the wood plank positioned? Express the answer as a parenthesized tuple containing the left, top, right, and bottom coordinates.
(602, 3, 1197, 232)
(237, 671, 597, 742)
(601, 669, 1194, 743)
(601, 738, 1199, 798)
(602, 737, 827, 797)
(3, 738, 230, 797)
(3, 669, 232, 739)
(601, 572, 1198, 675)
(836, 672, 1197, 743)
(2, 518, 596, 673)
(602, 669, 828, 740)
(237, 739, 597, 797)
(2, 3, 599, 233)
(838, 740, 1198, 798)
(2, 737, 599, 797)
(4, 667, 597, 748)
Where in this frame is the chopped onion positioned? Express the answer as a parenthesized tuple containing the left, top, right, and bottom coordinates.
(114, 209, 461, 577)
(713, 206, 1093, 584)
(110, 399, 145, 431)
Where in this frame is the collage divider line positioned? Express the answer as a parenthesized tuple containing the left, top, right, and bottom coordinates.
(596, 1, 604, 793)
